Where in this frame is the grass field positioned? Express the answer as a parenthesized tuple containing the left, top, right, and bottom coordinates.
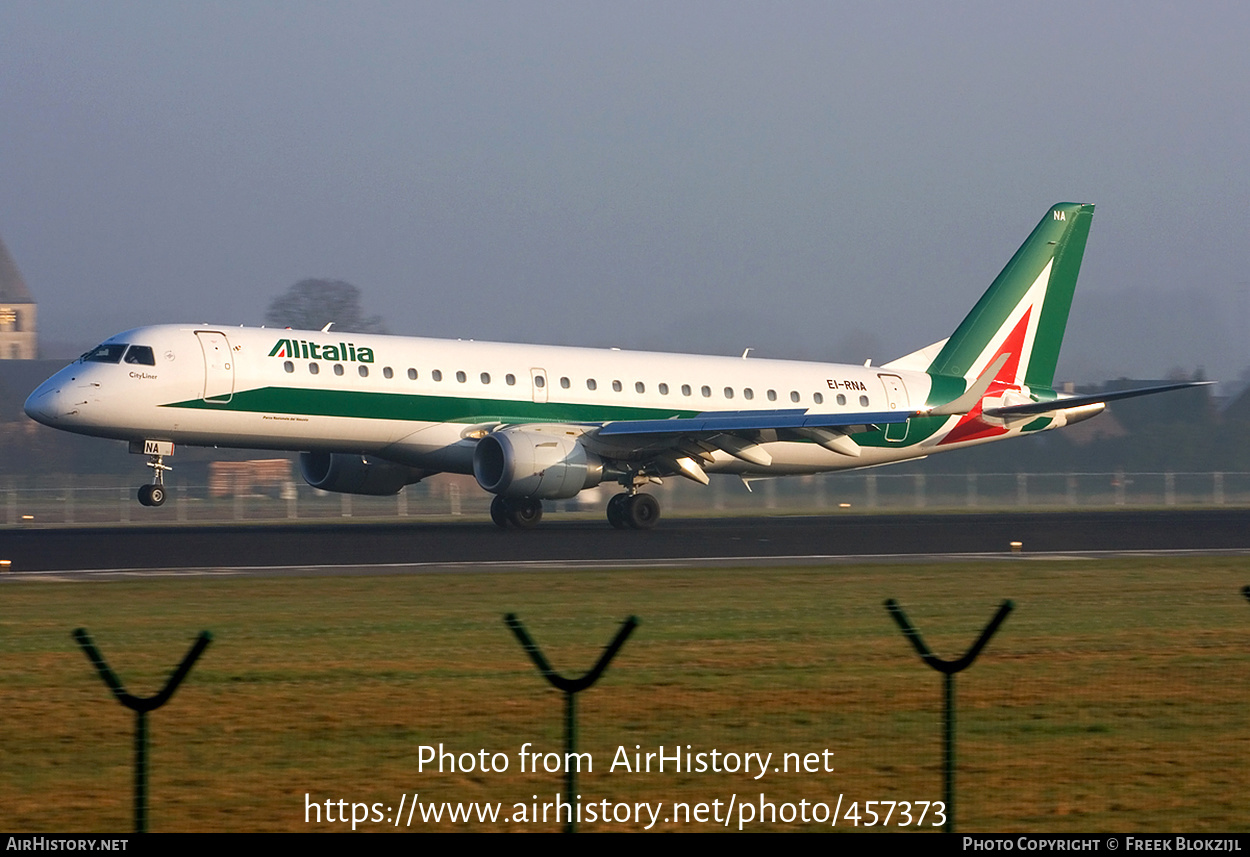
(2, 556, 1248, 832)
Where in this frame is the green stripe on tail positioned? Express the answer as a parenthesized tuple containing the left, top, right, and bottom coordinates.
(927, 203, 1094, 388)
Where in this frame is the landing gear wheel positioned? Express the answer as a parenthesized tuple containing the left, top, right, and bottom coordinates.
(490, 496, 511, 529)
(138, 484, 166, 506)
(606, 493, 630, 529)
(507, 497, 543, 529)
(625, 493, 660, 530)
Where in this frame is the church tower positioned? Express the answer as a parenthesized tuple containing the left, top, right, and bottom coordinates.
(0, 234, 36, 359)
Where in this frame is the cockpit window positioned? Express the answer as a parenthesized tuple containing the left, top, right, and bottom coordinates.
(123, 345, 156, 365)
(81, 343, 128, 363)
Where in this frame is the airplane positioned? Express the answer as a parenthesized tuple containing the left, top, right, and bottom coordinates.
(24, 202, 1205, 529)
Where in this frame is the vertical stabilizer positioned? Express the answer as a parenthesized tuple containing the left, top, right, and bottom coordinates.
(927, 203, 1094, 390)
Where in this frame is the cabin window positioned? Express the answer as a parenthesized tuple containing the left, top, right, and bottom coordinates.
(743, 388, 754, 400)
(635, 381, 645, 394)
(334, 364, 345, 376)
(859, 395, 870, 407)
(836, 394, 846, 405)
(456, 371, 466, 383)
(123, 345, 156, 365)
(407, 368, 417, 380)
(309, 363, 319, 375)
(383, 367, 394, 379)
(283, 361, 294, 373)
(432, 370, 443, 381)
(587, 379, 597, 391)
(813, 392, 823, 405)
(534, 375, 545, 388)
(82, 343, 128, 363)
(560, 376, 570, 389)
(790, 391, 800, 403)
(767, 389, 777, 401)
(701, 385, 711, 398)
(506, 374, 516, 385)
(681, 384, 692, 396)
(658, 383, 669, 395)
(724, 387, 734, 399)
(358, 365, 369, 377)
(612, 380, 622, 392)
(481, 372, 491, 384)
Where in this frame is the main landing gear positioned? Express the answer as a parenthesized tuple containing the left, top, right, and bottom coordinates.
(606, 492, 660, 530)
(489, 491, 662, 530)
(491, 495, 543, 529)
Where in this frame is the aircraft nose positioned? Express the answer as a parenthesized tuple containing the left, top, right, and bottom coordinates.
(24, 379, 70, 426)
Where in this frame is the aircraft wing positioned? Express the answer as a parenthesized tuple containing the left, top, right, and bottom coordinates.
(588, 408, 914, 470)
(981, 381, 1213, 418)
(594, 408, 911, 438)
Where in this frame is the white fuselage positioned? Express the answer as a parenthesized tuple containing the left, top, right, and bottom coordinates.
(21, 323, 1037, 479)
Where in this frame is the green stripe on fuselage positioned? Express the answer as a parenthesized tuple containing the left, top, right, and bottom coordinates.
(162, 386, 701, 425)
(163, 385, 959, 451)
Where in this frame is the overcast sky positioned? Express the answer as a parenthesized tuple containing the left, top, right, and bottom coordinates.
(1, 2, 1246, 389)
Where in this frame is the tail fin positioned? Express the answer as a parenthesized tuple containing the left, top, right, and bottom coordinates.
(926, 203, 1094, 390)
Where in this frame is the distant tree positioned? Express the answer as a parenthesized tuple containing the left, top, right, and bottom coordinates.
(264, 279, 386, 333)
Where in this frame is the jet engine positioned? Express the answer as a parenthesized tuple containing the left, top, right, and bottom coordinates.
(299, 452, 425, 495)
(473, 428, 604, 499)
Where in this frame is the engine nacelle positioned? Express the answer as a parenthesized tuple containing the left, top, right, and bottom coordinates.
(299, 452, 425, 496)
(473, 429, 604, 499)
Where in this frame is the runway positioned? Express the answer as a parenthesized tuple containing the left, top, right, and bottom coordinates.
(4, 508, 1250, 575)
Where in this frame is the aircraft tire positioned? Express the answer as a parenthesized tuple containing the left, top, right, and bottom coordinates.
(137, 485, 152, 506)
(625, 493, 660, 530)
(147, 484, 166, 506)
(490, 495, 511, 529)
(508, 497, 543, 529)
(606, 493, 629, 529)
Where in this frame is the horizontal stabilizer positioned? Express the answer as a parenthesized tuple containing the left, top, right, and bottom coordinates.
(982, 381, 1213, 418)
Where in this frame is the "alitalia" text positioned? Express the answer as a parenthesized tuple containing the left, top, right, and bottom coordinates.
(269, 339, 375, 363)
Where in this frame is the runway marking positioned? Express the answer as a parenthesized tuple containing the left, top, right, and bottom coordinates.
(4, 548, 1250, 581)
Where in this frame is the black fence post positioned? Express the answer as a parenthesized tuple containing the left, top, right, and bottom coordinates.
(72, 628, 212, 833)
(884, 599, 1012, 833)
(505, 613, 638, 833)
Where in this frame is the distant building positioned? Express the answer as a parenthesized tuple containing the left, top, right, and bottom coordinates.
(0, 233, 36, 359)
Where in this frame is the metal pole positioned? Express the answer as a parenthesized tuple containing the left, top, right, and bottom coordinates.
(884, 598, 1013, 834)
(135, 711, 147, 831)
(72, 629, 212, 833)
(565, 691, 577, 818)
(505, 613, 638, 833)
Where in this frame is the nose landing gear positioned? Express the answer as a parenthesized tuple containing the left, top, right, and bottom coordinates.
(130, 441, 173, 507)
